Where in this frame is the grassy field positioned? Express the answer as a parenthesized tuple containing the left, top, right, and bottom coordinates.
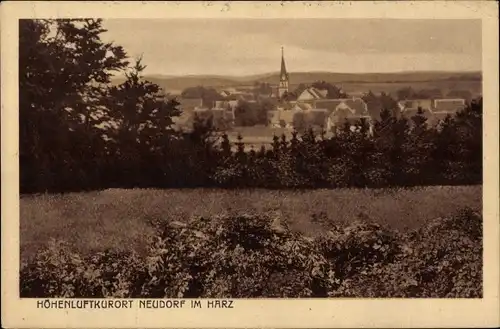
(20, 185, 482, 263)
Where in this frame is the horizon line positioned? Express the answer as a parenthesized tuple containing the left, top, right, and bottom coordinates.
(113, 69, 482, 79)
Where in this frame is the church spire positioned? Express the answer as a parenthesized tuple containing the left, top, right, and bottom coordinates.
(278, 46, 289, 99)
(280, 46, 288, 80)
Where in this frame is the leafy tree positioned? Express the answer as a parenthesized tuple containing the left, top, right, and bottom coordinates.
(373, 108, 410, 184)
(257, 98, 276, 125)
(403, 108, 435, 184)
(449, 97, 482, 183)
(104, 56, 180, 149)
(234, 101, 255, 126)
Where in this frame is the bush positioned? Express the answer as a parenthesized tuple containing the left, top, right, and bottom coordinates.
(331, 208, 482, 297)
(20, 240, 146, 298)
(20, 208, 482, 298)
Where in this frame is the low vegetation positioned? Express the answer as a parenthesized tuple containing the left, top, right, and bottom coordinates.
(20, 186, 482, 262)
(20, 207, 482, 298)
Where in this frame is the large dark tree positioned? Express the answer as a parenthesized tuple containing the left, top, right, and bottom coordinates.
(19, 19, 182, 192)
(101, 57, 181, 186)
(19, 19, 129, 192)
(104, 57, 180, 150)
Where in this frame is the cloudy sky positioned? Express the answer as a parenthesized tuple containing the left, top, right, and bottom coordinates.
(101, 19, 481, 76)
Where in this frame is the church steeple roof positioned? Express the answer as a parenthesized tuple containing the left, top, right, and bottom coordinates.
(280, 46, 288, 80)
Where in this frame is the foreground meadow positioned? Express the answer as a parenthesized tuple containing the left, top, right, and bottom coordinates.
(20, 185, 482, 298)
(21, 185, 481, 262)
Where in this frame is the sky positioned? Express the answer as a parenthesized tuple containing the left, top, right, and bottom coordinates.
(101, 19, 482, 76)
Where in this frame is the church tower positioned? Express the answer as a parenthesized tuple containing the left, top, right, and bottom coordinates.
(278, 47, 289, 99)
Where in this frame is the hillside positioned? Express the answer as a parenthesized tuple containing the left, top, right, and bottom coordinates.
(111, 71, 481, 93)
(258, 71, 482, 84)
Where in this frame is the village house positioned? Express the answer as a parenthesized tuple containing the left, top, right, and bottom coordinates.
(398, 98, 466, 127)
(296, 87, 328, 101)
(431, 98, 467, 126)
(268, 97, 373, 135)
(178, 48, 469, 136)
(433, 98, 466, 113)
(267, 48, 373, 134)
(324, 98, 372, 132)
(398, 99, 433, 112)
(219, 90, 232, 98)
(398, 99, 435, 123)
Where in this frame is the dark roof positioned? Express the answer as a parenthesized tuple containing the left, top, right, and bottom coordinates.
(314, 98, 368, 116)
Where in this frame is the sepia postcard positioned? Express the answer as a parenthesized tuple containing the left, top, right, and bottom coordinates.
(1, 1, 499, 328)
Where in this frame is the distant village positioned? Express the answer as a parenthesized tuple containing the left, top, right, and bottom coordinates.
(170, 48, 477, 138)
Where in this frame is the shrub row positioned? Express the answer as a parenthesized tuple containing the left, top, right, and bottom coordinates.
(20, 207, 482, 298)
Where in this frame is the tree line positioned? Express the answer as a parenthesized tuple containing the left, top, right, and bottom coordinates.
(19, 19, 482, 194)
(212, 101, 481, 188)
